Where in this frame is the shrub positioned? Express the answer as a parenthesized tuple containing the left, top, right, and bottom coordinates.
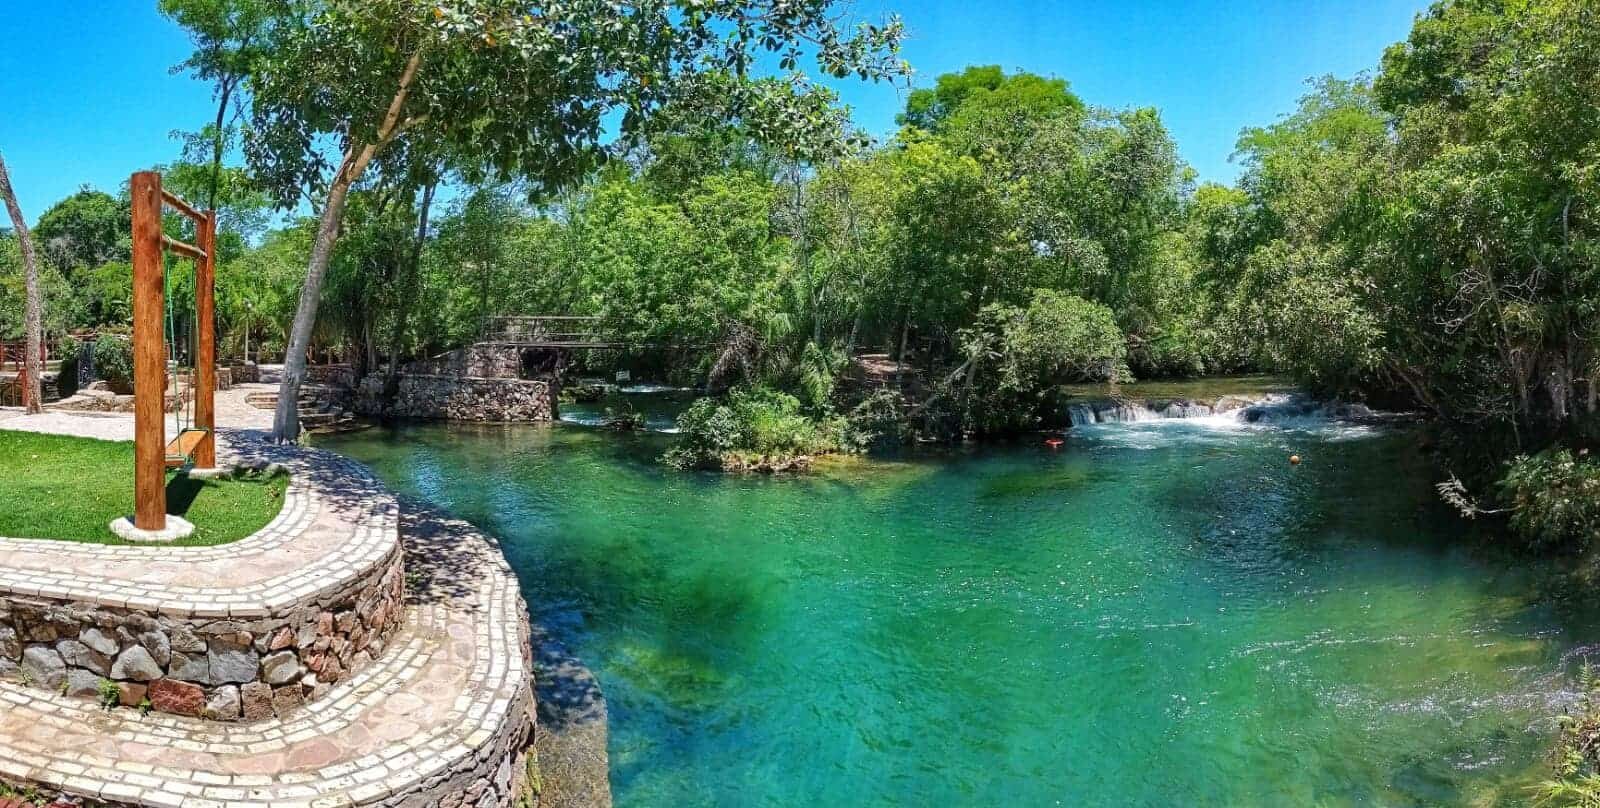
(1537, 666, 1600, 806)
(664, 386, 841, 470)
(794, 342, 841, 415)
(842, 390, 912, 452)
(55, 334, 81, 397)
(953, 290, 1129, 436)
(664, 398, 745, 469)
(731, 387, 825, 455)
(93, 335, 135, 392)
(1498, 449, 1600, 552)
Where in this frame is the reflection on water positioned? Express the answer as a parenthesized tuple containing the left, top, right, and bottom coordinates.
(324, 410, 1598, 807)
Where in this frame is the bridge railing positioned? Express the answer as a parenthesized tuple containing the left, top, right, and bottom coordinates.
(480, 316, 606, 346)
(0, 339, 53, 372)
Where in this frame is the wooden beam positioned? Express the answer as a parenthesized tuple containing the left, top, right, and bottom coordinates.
(161, 235, 207, 262)
(130, 171, 167, 531)
(193, 210, 217, 469)
(160, 189, 206, 223)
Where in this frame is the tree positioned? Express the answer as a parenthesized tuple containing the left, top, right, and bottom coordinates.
(953, 289, 1127, 435)
(899, 65, 1082, 138)
(169, 0, 907, 441)
(160, 0, 270, 212)
(0, 151, 45, 413)
(32, 189, 128, 274)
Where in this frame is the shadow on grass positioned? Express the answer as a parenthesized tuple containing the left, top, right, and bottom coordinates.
(165, 474, 205, 516)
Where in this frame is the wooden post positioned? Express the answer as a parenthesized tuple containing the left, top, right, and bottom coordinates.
(194, 210, 217, 469)
(130, 171, 166, 531)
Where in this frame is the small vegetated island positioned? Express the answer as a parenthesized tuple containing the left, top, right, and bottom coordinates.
(1, 0, 1599, 805)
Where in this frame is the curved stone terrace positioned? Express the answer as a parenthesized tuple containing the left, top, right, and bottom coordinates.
(0, 387, 578, 807)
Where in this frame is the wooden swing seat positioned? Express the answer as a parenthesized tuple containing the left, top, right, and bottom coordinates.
(164, 428, 210, 469)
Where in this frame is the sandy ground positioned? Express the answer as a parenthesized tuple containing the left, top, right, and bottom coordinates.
(0, 382, 277, 441)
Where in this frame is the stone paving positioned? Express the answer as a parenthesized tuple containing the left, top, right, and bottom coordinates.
(0, 433, 392, 618)
(0, 389, 543, 806)
(0, 499, 536, 807)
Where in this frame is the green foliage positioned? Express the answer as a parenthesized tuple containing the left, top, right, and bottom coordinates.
(566, 171, 789, 382)
(665, 386, 842, 470)
(954, 290, 1127, 435)
(1182, 1, 1600, 536)
(974, 289, 1129, 390)
(1499, 450, 1600, 552)
(900, 65, 1083, 137)
(219, 0, 906, 209)
(32, 188, 128, 272)
(842, 389, 911, 452)
(1537, 665, 1600, 807)
(794, 342, 841, 414)
(55, 334, 81, 398)
(92, 335, 134, 392)
(0, 234, 79, 339)
(97, 677, 121, 710)
(666, 397, 748, 469)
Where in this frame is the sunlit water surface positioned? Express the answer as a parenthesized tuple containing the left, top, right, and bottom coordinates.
(323, 407, 1600, 807)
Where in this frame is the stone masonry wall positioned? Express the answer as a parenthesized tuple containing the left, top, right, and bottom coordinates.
(305, 363, 359, 389)
(0, 546, 405, 722)
(405, 344, 525, 379)
(355, 374, 556, 422)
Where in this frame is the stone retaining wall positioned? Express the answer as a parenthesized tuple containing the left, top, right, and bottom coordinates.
(405, 344, 545, 380)
(0, 546, 405, 721)
(403, 608, 539, 808)
(355, 373, 556, 422)
(306, 363, 358, 389)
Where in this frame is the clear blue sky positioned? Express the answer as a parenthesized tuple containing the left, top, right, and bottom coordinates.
(0, 0, 1426, 224)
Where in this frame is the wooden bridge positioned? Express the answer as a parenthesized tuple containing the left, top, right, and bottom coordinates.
(477, 315, 708, 351)
(477, 316, 627, 349)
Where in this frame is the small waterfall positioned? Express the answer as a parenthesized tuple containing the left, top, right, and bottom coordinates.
(1239, 395, 1378, 424)
(1084, 400, 1207, 424)
(1064, 392, 1396, 431)
(1067, 404, 1098, 426)
(1066, 394, 1285, 427)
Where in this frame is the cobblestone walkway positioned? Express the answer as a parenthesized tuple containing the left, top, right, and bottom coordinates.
(0, 501, 535, 807)
(0, 434, 392, 616)
(0, 389, 541, 806)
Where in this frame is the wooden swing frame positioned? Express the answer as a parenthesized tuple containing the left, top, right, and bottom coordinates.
(130, 171, 217, 532)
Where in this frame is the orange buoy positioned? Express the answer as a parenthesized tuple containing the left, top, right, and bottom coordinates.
(1045, 438, 1064, 449)
(1289, 454, 1302, 465)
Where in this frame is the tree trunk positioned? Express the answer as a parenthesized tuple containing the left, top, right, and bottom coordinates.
(384, 181, 436, 408)
(844, 307, 863, 359)
(361, 322, 376, 379)
(272, 49, 425, 442)
(895, 306, 913, 391)
(273, 147, 365, 441)
(207, 80, 234, 212)
(0, 152, 44, 415)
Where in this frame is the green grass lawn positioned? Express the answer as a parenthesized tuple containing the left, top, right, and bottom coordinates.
(0, 430, 288, 546)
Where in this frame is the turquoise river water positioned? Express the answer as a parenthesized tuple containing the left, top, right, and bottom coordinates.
(323, 402, 1600, 807)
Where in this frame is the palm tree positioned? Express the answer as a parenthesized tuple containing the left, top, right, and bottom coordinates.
(0, 150, 44, 414)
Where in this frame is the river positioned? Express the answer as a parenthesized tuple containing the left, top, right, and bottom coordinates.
(322, 393, 1598, 806)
